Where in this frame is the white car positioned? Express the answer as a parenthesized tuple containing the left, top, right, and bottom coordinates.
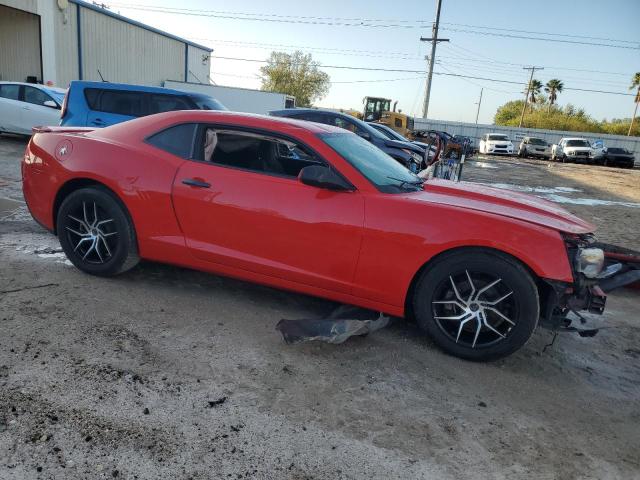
(551, 137, 594, 163)
(518, 136, 551, 159)
(479, 133, 514, 155)
(0, 81, 66, 135)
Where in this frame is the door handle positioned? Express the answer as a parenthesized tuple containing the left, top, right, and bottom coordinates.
(92, 118, 105, 125)
(182, 178, 211, 188)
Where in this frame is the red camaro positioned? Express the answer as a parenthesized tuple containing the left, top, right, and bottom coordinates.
(22, 111, 612, 360)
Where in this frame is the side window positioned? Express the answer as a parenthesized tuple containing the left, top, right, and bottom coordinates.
(24, 86, 51, 106)
(331, 117, 357, 133)
(0, 84, 20, 100)
(296, 112, 326, 124)
(97, 90, 145, 117)
(84, 88, 100, 109)
(147, 123, 197, 158)
(148, 94, 193, 115)
(201, 128, 321, 178)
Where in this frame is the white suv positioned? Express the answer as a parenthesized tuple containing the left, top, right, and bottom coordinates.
(551, 137, 594, 163)
(479, 133, 514, 155)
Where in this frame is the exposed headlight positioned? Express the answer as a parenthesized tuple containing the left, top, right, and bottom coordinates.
(576, 248, 604, 278)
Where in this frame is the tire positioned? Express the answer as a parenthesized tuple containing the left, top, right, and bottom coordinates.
(412, 250, 539, 361)
(57, 186, 139, 276)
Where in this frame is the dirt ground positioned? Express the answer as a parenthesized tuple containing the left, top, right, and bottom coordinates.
(1, 135, 639, 480)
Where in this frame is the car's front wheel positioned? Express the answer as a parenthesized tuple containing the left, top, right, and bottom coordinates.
(412, 250, 539, 361)
(57, 187, 139, 276)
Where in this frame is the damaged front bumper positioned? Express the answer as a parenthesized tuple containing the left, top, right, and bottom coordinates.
(540, 240, 640, 336)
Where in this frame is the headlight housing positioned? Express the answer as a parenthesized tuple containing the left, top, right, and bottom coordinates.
(576, 248, 604, 278)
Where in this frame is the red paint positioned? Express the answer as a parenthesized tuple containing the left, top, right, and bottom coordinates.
(22, 111, 593, 317)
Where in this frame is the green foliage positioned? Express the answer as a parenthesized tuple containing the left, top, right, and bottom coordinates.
(493, 100, 640, 136)
(544, 79, 564, 106)
(259, 51, 330, 107)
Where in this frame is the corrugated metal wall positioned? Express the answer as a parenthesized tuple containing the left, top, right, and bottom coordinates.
(79, 6, 184, 86)
(185, 45, 210, 84)
(54, 3, 78, 88)
(0, 5, 41, 82)
(414, 118, 640, 156)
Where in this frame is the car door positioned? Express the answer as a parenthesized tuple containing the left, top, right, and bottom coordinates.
(22, 86, 61, 130)
(87, 89, 144, 127)
(169, 125, 365, 294)
(0, 84, 26, 134)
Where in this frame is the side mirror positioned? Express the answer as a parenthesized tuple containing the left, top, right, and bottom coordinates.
(43, 100, 59, 109)
(356, 130, 371, 141)
(298, 165, 353, 191)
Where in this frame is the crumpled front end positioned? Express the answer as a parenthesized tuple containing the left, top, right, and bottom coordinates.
(540, 233, 640, 336)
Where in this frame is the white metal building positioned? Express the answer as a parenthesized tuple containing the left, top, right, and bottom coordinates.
(0, 0, 212, 88)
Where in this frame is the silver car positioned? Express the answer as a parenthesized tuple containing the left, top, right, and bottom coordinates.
(518, 136, 551, 159)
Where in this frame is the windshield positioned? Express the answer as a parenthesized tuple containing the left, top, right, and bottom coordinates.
(46, 89, 66, 106)
(566, 140, 590, 147)
(189, 94, 228, 111)
(320, 133, 422, 193)
(528, 138, 546, 145)
(607, 147, 627, 154)
(488, 135, 509, 141)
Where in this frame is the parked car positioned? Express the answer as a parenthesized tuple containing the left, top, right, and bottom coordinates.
(0, 81, 66, 135)
(478, 133, 514, 155)
(518, 136, 551, 159)
(23, 111, 622, 361)
(551, 138, 594, 163)
(602, 147, 635, 168)
(367, 122, 434, 161)
(270, 108, 425, 172)
(61, 80, 226, 127)
(590, 139, 607, 164)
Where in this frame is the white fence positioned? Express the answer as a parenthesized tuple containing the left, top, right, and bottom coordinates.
(413, 118, 640, 156)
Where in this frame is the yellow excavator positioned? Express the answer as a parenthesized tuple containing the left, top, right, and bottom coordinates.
(362, 96, 414, 138)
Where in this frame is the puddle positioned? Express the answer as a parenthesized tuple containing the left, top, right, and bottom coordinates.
(0, 197, 22, 215)
(486, 183, 583, 194)
(484, 183, 640, 209)
(468, 161, 498, 169)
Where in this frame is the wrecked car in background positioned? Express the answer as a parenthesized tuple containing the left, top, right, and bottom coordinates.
(22, 111, 639, 361)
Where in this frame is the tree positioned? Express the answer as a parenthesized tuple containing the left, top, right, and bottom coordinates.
(259, 51, 330, 107)
(526, 79, 543, 103)
(628, 72, 640, 136)
(544, 79, 564, 111)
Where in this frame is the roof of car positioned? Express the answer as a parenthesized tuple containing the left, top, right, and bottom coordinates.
(0, 81, 66, 94)
(68, 80, 197, 96)
(96, 110, 347, 138)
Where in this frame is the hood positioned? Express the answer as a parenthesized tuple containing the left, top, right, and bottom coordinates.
(384, 139, 425, 153)
(416, 179, 595, 234)
(565, 146, 592, 151)
(487, 139, 513, 144)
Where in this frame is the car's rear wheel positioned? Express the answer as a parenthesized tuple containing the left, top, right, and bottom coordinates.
(57, 187, 139, 276)
(412, 250, 539, 361)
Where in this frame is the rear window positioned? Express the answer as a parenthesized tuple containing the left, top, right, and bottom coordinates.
(0, 84, 20, 100)
(147, 123, 198, 158)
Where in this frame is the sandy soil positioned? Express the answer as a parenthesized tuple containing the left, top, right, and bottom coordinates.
(1, 136, 639, 480)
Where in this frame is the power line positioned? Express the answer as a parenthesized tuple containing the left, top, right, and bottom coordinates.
(211, 56, 636, 95)
(439, 27, 638, 50)
(106, 2, 640, 49)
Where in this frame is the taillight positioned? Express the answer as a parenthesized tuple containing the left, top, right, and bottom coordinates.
(60, 92, 69, 119)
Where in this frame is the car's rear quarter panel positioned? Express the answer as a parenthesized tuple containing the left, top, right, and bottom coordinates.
(24, 132, 185, 260)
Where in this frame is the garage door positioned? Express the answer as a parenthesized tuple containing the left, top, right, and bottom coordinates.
(0, 5, 42, 82)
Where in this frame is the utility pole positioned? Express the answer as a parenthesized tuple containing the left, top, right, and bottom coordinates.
(420, 0, 449, 119)
(519, 66, 543, 127)
(475, 88, 483, 124)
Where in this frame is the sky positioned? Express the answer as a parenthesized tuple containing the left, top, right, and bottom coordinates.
(104, 0, 640, 125)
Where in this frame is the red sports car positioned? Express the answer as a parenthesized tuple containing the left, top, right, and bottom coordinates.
(22, 111, 611, 360)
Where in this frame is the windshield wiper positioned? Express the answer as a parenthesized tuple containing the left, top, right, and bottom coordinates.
(386, 176, 424, 191)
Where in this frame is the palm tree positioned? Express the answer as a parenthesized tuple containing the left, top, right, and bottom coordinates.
(544, 79, 564, 112)
(527, 79, 543, 104)
(628, 72, 640, 136)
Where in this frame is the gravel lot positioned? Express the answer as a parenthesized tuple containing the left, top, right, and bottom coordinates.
(1, 135, 639, 480)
